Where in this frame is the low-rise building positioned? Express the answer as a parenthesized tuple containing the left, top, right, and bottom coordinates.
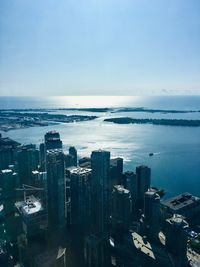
(162, 192, 200, 224)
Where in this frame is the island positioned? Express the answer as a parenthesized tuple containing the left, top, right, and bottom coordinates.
(0, 111, 98, 131)
(104, 117, 200, 127)
(111, 107, 200, 114)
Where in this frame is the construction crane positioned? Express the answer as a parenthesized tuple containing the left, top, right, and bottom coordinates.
(16, 184, 45, 202)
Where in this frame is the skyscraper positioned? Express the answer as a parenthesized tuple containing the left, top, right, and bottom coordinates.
(165, 214, 189, 267)
(46, 149, 66, 229)
(0, 169, 18, 216)
(84, 235, 106, 267)
(69, 167, 91, 233)
(32, 170, 47, 202)
(84, 150, 110, 267)
(109, 157, 123, 190)
(44, 131, 63, 150)
(69, 146, 77, 167)
(0, 136, 20, 170)
(124, 171, 137, 202)
(91, 149, 110, 235)
(111, 185, 132, 234)
(39, 143, 45, 171)
(40, 131, 63, 171)
(136, 165, 151, 202)
(16, 144, 39, 185)
(140, 190, 160, 240)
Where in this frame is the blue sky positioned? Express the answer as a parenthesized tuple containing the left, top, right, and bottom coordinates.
(0, 0, 200, 96)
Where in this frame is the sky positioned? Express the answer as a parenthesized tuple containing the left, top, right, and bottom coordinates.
(0, 0, 200, 96)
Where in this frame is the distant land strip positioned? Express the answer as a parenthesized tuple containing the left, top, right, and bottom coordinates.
(104, 117, 200, 127)
(0, 112, 97, 131)
(0, 107, 200, 113)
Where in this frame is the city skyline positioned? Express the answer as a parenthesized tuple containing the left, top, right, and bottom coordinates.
(0, 131, 200, 266)
(0, 1, 200, 264)
(0, 0, 200, 96)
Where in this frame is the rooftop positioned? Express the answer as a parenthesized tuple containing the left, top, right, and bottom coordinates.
(163, 192, 200, 211)
(46, 137, 61, 141)
(167, 214, 189, 229)
(114, 185, 130, 194)
(32, 170, 46, 175)
(126, 232, 172, 265)
(46, 130, 59, 134)
(131, 232, 155, 260)
(1, 169, 12, 174)
(32, 170, 39, 175)
(145, 190, 160, 200)
(0, 137, 20, 147)
(124, 171, 136, 176)
(47, 149, 63, 155)
(15, 195, 43, 216)
(70, 167, 91, 175)
(92, 149, 110, 154)
(136, 165, 150, 170)
(110, 157, 123, 165)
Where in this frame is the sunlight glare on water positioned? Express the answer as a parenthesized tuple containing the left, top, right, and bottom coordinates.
(53, 96, 142, 108)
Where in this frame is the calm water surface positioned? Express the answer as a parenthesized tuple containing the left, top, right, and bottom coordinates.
(1, 96, 200, 198)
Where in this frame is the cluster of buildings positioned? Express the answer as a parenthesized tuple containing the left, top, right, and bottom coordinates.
(0, 132, 199, 267)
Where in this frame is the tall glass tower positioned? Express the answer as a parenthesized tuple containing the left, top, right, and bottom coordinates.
(91, 149, 110, 235)
(46, 149, 65, 230)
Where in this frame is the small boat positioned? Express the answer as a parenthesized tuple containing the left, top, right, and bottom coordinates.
(149, 153, 154, 156)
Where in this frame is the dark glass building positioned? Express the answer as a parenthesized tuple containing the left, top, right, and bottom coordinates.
(44, 131, 63, 150)
(140, 190, 161, 240)
(111, 185, 132, 234)
(91, 149, 110, 235)
(16, 144, 39, 185)
(165, 214, 189, 267)
(69, 167, 91, 233)
(46, 149, 66, 230)
(69, 146, 77, 167)
(136, 165, 151, 202)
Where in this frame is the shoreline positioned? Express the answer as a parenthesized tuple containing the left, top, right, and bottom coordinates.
(1, 107, 200, 113)
(0, 112, 98, 132)
(104, 117, 200, 127)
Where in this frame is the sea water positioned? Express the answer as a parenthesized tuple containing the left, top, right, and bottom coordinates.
(1, 95, 200, 198)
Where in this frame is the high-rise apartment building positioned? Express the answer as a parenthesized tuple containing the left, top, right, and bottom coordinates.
(165, 214, 189, 267)
(0, 169, 18, 216)
(16, 144, 39, 185)
(136, 165, 151, 201)
(69, 146, 77, 166)
(124, 171, 137, 201)
(109, 157, 123, 190)
(70, 167, 91, 233)
(44, 131, 63, 150)
(141, 190, 160, 239)
(111, 185, 132, 233)
(84, 150, 111, 267)
(46, 149, 66, 229)
(91, 149, 110, 235)
(0, 136, 20, 170)
(40, 131, 63, 171)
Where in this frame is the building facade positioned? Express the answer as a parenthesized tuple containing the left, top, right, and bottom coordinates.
(46, 149, 66, 229)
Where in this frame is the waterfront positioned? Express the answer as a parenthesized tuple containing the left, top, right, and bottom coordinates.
(1, 96, 200, 198)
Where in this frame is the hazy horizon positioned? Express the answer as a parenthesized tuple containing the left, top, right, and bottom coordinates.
(1, 0, 200, 96)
